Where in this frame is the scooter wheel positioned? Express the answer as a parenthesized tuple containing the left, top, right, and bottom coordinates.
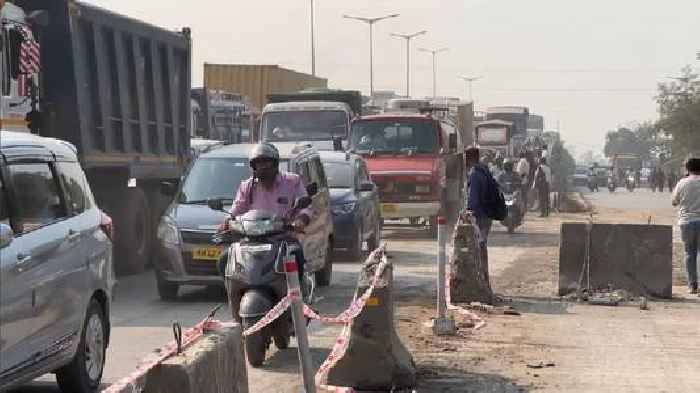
(274, 335, 290, 350)
(243, 317, 267, 367)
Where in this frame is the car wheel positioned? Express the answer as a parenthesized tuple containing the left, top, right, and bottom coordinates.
(156, 272, 179, 301)
(56, 299, 107, 393)
(367, 220, 381, 252)
(348, 225, 363, 261)
(316, 241, 333, 287)
(243, 317, 267, 367)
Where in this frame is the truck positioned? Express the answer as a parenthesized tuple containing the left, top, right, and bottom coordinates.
(190, 88, 251, 143)
(260, 89, 362, 150)
(483, 106, 530, 157)
(475, 120, 514, 157)
(1, 0, 191, 274)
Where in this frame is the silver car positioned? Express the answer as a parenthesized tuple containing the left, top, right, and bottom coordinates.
(0, 131, 115, 392)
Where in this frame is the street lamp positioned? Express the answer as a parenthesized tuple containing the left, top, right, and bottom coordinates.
(343, 12, 400, 96)
(310, 0, 316, 76)
(458, 76, 482, 102)
(418, 47, 448, 99)
(391, 30, 427, 97)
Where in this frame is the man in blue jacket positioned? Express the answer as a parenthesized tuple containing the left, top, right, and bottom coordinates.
(464, 147, 494, 280)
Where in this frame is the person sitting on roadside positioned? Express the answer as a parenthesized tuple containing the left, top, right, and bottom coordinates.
(672, 154, 700, 295)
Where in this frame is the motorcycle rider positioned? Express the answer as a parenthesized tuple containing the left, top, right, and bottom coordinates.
(498, 159, 524, 219)
(220, 142, 312, 277)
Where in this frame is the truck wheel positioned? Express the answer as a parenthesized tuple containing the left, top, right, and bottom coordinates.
(243, 317, 267, 367)
(156, 272, 179, 301)
(56, 299, 107, 393)
(114, 188, 151, 275)
(316, 242, 333, 287)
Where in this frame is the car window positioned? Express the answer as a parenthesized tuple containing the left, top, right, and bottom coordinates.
(180, 158, 251, 203)
(311, 158, 328, 188)
(324, 162, 353, 188)
(8, 163, 68, 233)
(56, 162, 92, 214)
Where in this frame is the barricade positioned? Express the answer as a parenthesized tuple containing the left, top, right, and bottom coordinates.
(321, 250, 416, 391)
(103, 320, 248, 393)
(448, 216, 494, 304)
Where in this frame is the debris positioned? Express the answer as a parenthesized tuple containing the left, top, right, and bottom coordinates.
(527, 362, 544, 369)
(640, 296, 649, 310)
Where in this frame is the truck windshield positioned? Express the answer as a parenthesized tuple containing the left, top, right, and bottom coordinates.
(351, 120, 438, 154)
(323, 162, 352, 188)
(180, 158, 251, 204)
(262, 110, 347, 141)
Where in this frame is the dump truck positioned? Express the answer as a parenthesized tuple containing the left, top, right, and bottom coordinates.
(1, 0, 191, 274)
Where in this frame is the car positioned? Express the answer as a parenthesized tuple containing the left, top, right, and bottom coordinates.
(572, 166, 590, 187)
(320, 151, 381, 259)
(155, 143, 334, 300)
(0, 131, 115, 392)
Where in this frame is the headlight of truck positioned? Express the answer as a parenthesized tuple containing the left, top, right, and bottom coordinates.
(157, 216, 181, 246)
(331, 202, 356, 216)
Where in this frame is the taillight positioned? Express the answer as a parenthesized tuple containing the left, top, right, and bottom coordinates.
(100, 210, 114, 241)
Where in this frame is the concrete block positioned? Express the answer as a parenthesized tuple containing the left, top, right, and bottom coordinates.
(559, 223, 672, 298)
(449, 222, 493, 304)
(326, 261, 416, 390)
(144, 325, 248, 393)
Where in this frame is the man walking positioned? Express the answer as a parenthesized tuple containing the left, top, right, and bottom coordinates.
(516, 152, 531, 210)
(533, 157, 552, 217)
(672, 154, 700, 295)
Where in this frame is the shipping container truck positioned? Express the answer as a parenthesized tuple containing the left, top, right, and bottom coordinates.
(203, 63, 327, 112)
(1, 0, 191, 274)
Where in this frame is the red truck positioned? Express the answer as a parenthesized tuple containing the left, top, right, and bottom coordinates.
(350, 112, 464, 233)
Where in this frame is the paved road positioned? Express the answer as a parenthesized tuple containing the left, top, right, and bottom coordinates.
(582, 186, 674, 212)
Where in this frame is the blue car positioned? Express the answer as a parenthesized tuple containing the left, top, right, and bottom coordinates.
(321, 151, 381, 259)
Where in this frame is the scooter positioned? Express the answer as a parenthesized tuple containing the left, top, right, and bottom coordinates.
(210, 197, 313, 367)
(587, 176, 599, 192)
(607, 176, 616, 193)
(499, 180, 523, 234)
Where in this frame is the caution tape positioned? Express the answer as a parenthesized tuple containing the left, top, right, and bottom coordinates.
(241, 293, 294, 336)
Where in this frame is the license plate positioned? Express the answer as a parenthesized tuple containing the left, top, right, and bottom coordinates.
(381, 203, 398, 214)
(192, 246, 222, 261)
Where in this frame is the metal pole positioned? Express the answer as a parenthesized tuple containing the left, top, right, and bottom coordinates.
(406, 38, 410, 97)
(310, 0, 316, 76)
(369, 22, 374, 96)
(284, 251, 316, 393)
(432, 52, 437, 100)
(433, 215, 455, 335)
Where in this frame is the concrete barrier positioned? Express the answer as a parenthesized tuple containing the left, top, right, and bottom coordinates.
(143, 324, 248, 393)
(325, 260, 416, 391)
(559, 223, 672, 298)
(449, 219, 493, 304)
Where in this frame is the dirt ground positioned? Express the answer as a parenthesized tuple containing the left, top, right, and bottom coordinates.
(395, 195, 700, 393)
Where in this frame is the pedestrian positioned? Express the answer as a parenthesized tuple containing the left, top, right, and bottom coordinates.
(671, 155, 700, 295)
(533, 157, 552, 217)
(657, 168, 666, 192)
(516, 152, 531, 209)
(463, 147, 501, 283)
(650, 168, 657, 192)
(668, 170, 677, 193)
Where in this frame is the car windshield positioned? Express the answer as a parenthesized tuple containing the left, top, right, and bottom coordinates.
(180, 158, 251, 203)
(262, 110, 347, 141)
(323, 162, 352, 189)
(350, 120, 438, 154)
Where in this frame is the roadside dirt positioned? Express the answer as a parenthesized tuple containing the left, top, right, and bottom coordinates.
(392, 200, 699, 392)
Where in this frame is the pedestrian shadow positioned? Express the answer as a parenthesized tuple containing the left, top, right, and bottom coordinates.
(416, 365, 530, 393)
(260, 346, 331, 374)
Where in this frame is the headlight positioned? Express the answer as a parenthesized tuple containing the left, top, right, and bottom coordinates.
(332, 202, 356, 216)
(242, 219, 284, 236)
(157, 216, 180, 246)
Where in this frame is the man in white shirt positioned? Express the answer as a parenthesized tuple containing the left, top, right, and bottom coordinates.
(533, 157, 552, 217)
(672, 154, 700, 294)
(516, 152, 531, 210)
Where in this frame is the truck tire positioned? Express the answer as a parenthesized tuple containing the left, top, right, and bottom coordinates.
(56, 299, 107, 393)
(156, 272, 179, 301)
(114, 188, 151, 275)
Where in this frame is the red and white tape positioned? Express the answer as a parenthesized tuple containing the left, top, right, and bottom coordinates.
(242, 292, 295, 336)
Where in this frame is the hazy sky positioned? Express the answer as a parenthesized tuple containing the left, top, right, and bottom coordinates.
(85, 0, 700, 155)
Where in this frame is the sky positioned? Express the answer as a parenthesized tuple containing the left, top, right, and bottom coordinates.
(84, 0, 700, 156)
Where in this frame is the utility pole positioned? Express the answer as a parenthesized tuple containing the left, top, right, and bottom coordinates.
(310, 0, 316, 76)
(391, 30, 427, 97)
(418, 47, 448, 100)
(343, 13, 400, 96)
(458, 76, 482, 103)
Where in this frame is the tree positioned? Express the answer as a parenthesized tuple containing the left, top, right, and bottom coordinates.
(656, 66, 700, 159)
(603, 122, 659, 162)
(549, 139, 576, 192)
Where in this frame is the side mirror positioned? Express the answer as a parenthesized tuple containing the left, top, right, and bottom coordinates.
(160, 181, 178, 197)
(358, 182, 375, 192)
(449, 133, 458, 151)
(294, 196, 312, 210)
(306, 182, 318, 197)
(207, 198, 225, 212)
(0, 224, 14, 249)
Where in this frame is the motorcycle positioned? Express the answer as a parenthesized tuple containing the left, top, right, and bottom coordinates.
(499, 180, 523, 234)
(607, 176, 616, 193)
(209, 197, 313, 367)
(587, 176, 599, 192)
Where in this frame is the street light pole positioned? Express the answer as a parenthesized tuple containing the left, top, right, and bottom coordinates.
(391, 30, 427, 97)
(458, 76, 482, 102)
(419, 47, 448, 100)
(343, 13, 400, 96)
(310, 0, 316, 76)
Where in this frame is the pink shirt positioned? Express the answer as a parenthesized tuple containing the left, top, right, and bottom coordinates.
(230, 172, 311, 220)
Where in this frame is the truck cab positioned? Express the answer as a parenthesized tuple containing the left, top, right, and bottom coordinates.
(260, 101, 352, 150)
(350, 112, 464, 231)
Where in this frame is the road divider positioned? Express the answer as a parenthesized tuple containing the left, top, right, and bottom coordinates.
(448, 216, 494, 304)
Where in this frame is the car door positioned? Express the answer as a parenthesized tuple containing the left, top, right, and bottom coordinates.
(2, 161, 78, 367)
(293, 158, 320, 271)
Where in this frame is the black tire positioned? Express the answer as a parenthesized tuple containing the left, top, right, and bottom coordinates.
(273, 334, 290, 350)
(316, 241, 333, 287)
(114, 188, 151, 275)
(156, 272, 179, 301)
(507, 221, 515, 234)
(243, 317, 267, 367)
(367, 220, 381, 253)
(56, 299, 107, 393)
(347, 225, 363, 261)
